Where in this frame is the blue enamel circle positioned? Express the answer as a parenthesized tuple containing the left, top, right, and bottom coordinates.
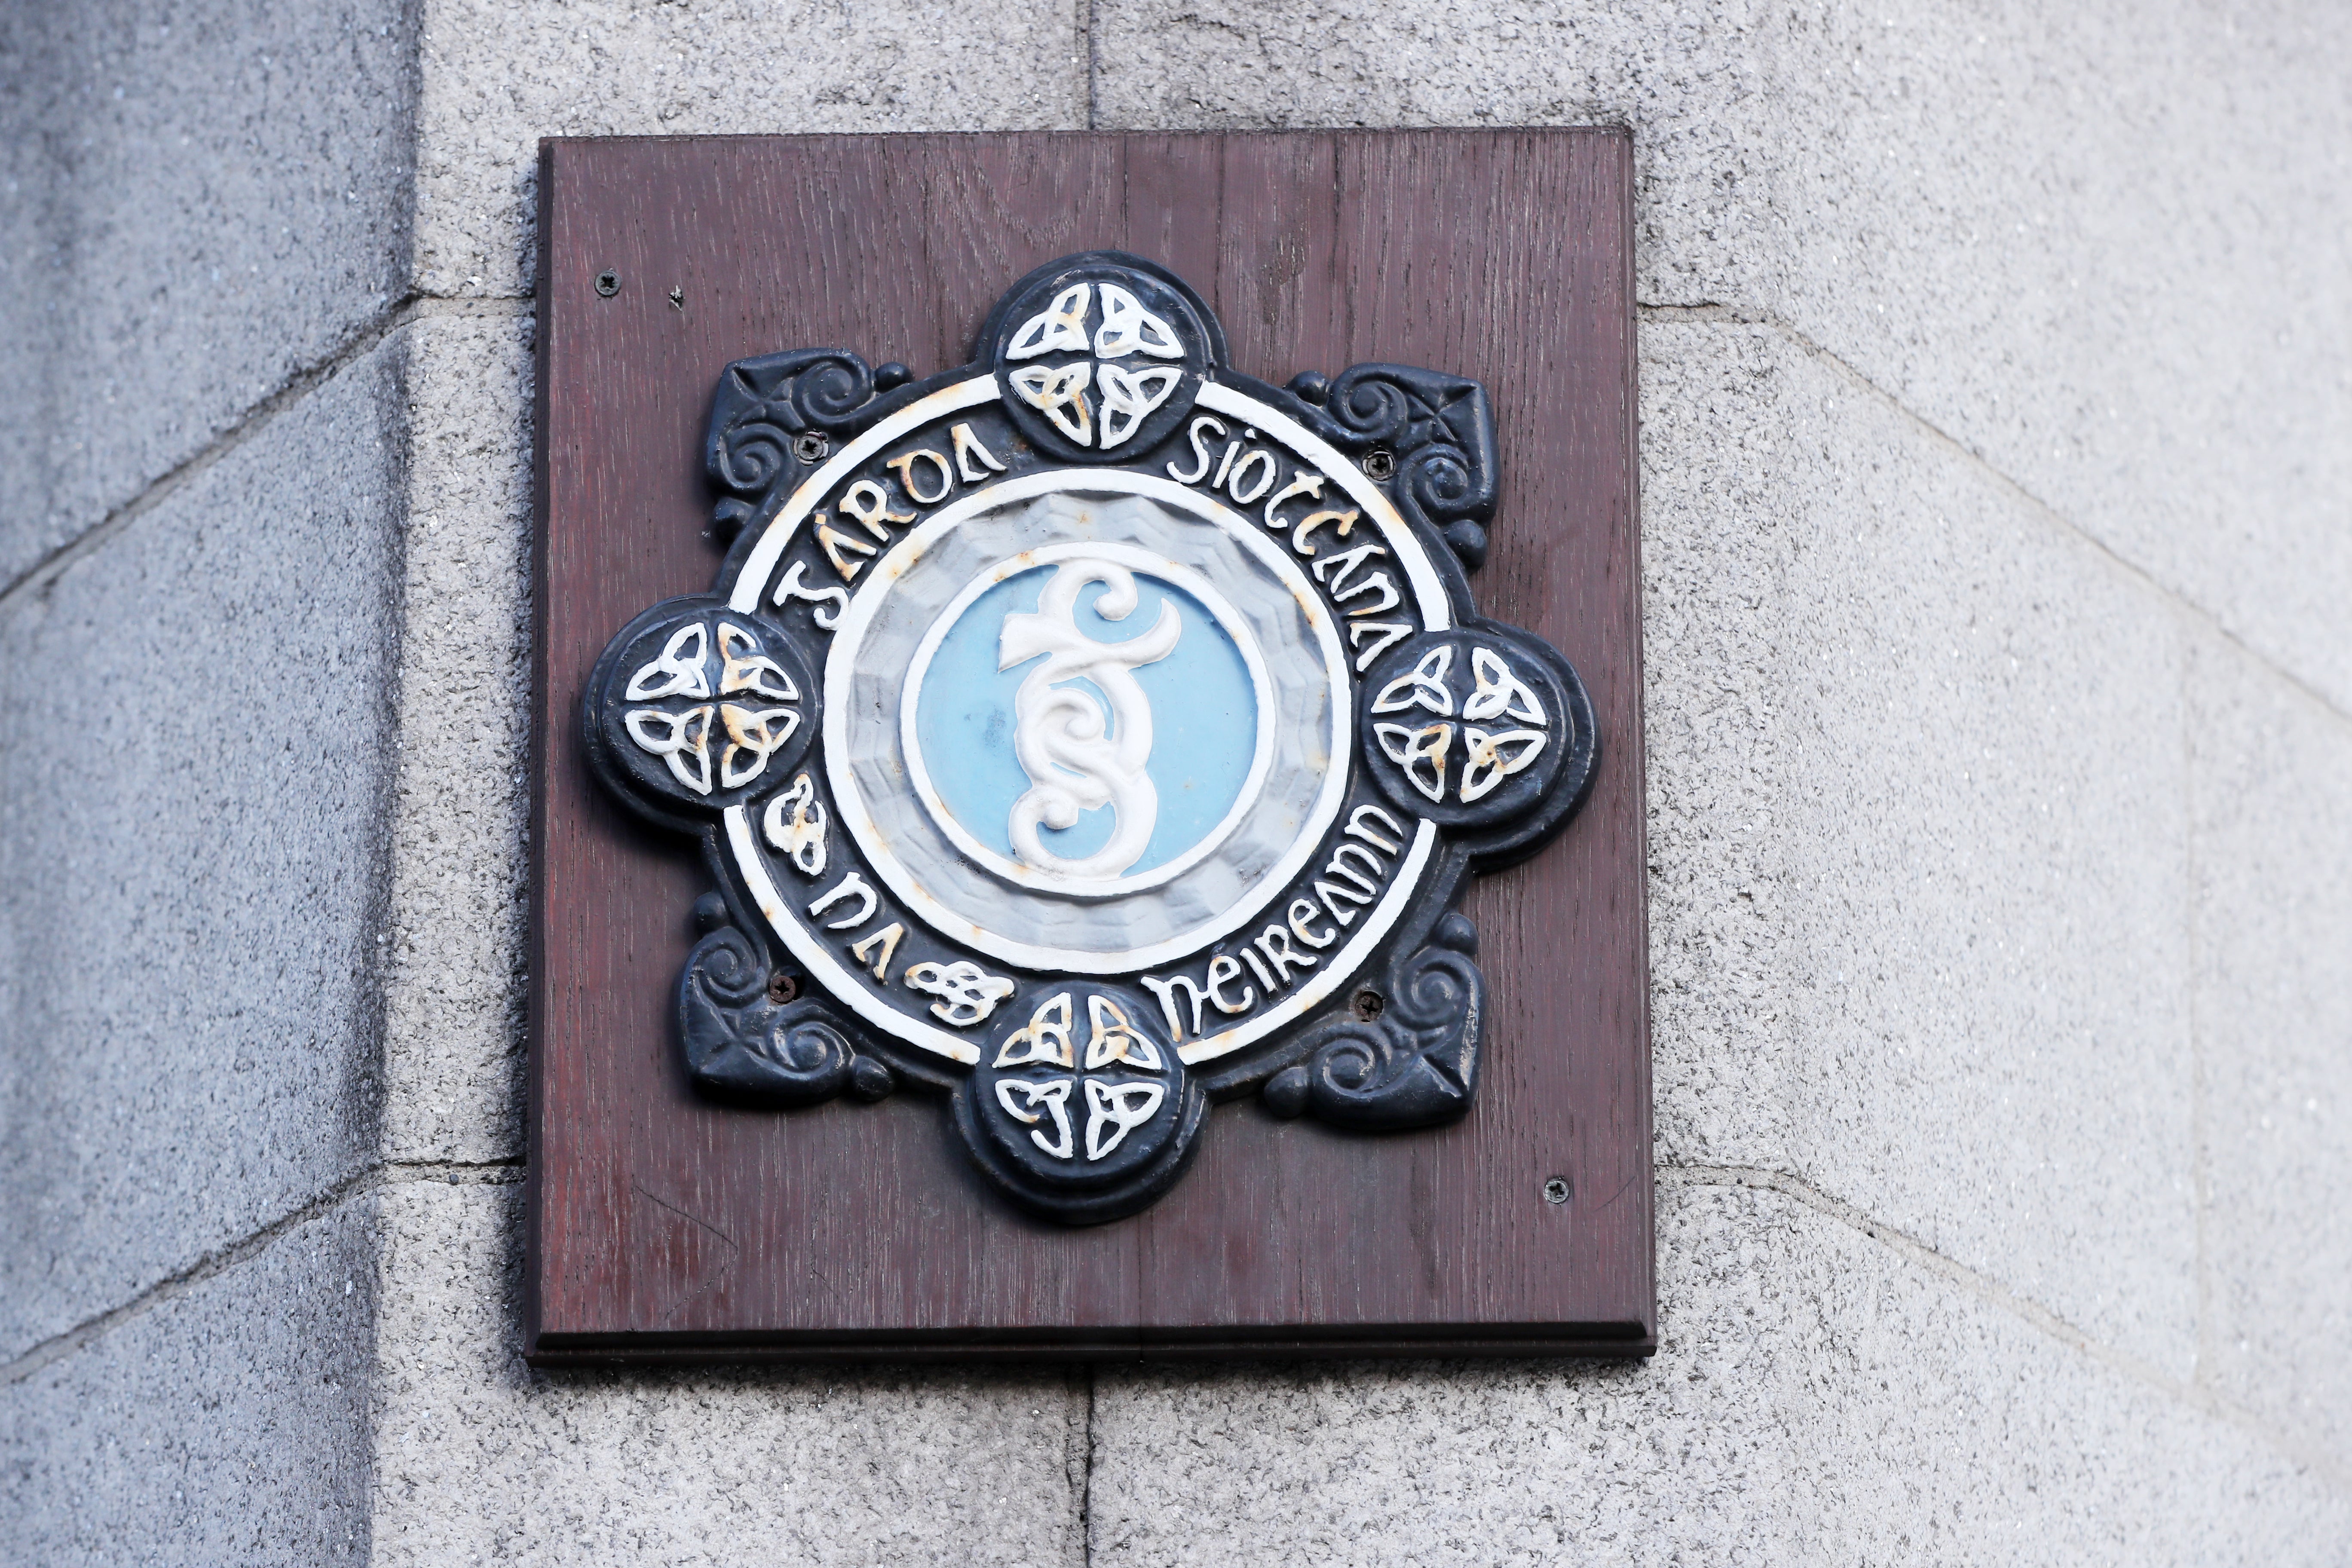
(913, 566, 1259, 878)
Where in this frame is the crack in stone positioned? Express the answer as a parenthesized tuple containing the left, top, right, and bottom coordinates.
(0, 1158, 521, 1388)
(1663, 1161, 2352, 1494)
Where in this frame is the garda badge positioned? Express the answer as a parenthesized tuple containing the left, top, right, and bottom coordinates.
(585, 254, 1598, 1223)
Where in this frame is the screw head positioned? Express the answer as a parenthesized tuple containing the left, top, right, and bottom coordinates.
(793, 431, 830, 464)
(1362, 447, 1397, 481)
(1351, 989, 1386, 1021)
(593, 270, 620, 297)
(766, 972, 799, 1005)
(1541, 1177, 1571, 1206)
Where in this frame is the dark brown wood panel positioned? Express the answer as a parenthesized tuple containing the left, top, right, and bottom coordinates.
(529, 131, 1650, 1360)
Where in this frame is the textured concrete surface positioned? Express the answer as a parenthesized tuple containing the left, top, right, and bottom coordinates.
(0, 338, 406, 1362)
(2192, 634, 2352, 1466)
(1090, 1179, 2349, 1566)
(0, 1199, 378, 1565)
(1643, 321, 2196, 1374)
(368, 1180, 1087, 1567)
(0, 0, 416, 584)
(3, 1, 2348, 1558)
(1092, 0, 2352, 714)
(413, 0, 1089, 300)
(380, 309, 534, 1166)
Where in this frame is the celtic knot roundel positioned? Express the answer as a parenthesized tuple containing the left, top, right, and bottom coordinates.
(987, 258, 1214, 465)
(585, 603, 818, 827)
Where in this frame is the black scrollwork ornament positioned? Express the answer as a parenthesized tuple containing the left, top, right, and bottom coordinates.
(584, 251, 1599, 1225)
(678, 923, 862, 1106)
(1263, 910, 1484, 1130)
(704, 350, 883, 536)
(1293, 364, 1501, 567)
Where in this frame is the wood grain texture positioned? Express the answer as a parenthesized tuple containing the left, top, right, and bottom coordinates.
(528, 132, 1650, 1361)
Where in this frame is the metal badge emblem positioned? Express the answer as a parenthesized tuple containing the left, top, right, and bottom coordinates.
(584, 254, 1598, 1223)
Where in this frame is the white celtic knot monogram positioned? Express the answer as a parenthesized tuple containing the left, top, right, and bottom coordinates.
(1371, 646, 1456, 718)
(622, 619, 800, 795)
(1005, 362, 1093, 445)
(1003, 281, 1185, 450)
(759, 772, 829, 876)
(904, 959, 1017, 1028)
(1371, 643, 1552, 805)
(999, 558, 1181, 881)
(1459, 646, 1548, 802)
(1097, 362, 1182, 449)
(990, 992, 1169, 1164)
(1004, 282, 1093, 358)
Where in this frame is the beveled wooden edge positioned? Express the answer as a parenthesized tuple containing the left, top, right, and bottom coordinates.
(1607, 126, 1660, 1349)
(525, 1323, 1657, 1368)
(521, 137, 559, 1355)
(531, 126, 1638, 152)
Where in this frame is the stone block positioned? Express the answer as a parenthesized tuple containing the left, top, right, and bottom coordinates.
(1749, 6, 2352, 721)
(0, 338, 405, 1360)
(0, 1199, 377, 1565)
(381, 309, 534, 1164)
(1088, 1180, 2349, 1565)
(368, 1179, 1088, 1566)
(413, 0, 1090, 300)
(0, 0, 416, 582)
(1642, 321, 2197, 1373)
(1090, 0, 2352, 709)
(1093, 1183, 1803, 1566)
(2191, 633, 2352, 1464)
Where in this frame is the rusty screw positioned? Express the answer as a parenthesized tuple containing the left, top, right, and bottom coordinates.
(766, 973, 799, 1005)
(793, 431, 830, 464)
(1352, 989, 1386, 1021)
(1362, 447, 1397, 481)
(594, 269, 620, 297)
(1542, 1177, 1571, 1206)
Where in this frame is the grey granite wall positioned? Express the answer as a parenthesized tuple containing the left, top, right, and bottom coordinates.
(3, 2, 2346, 1561)
(0, 1, 417, 1558)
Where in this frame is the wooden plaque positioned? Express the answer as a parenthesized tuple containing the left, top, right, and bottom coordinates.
(528, 131, 1651, 1360)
